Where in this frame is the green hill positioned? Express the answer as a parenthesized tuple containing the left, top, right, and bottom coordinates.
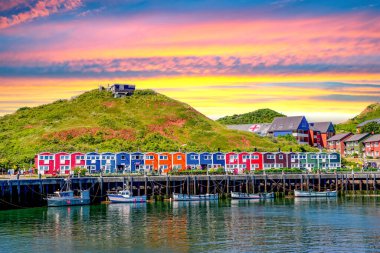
(335, 103, 380, 132)
(0, 89, 313, 169)
(217, 108, 285, 124)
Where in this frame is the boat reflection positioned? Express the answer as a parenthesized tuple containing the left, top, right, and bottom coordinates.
(106, 202, 146, 215)
(47, 205, 90, 220)
(171, 199, 218, 209)
(294, 196, 339, 204)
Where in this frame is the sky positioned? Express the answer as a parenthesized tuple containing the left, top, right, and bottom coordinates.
(0, 0, 379, 123)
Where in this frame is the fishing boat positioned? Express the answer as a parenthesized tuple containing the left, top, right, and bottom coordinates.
(172, 193, 218, 201)
(231, 191, 274, 199)
(294, 189, 337, 197)
(107, 188, 147, 203)
(46, 177, 90, 207)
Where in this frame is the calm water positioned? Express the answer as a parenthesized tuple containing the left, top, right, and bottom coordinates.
(0, 198, 380, 253)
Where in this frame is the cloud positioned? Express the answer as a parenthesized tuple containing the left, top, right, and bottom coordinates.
(0, 0, 31, 12)
(0, 100, 42, 104)
(316, 94, 380, 102)
(0, 0, 82, 29)
(77, 6, 105, 17)
(1, 56, 380, 78)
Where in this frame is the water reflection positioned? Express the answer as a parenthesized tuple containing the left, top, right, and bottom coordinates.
(0, 198, 379, 252)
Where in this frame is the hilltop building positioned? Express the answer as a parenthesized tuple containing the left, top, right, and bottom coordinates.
(267, 116, 310, 145)
(106, 84, 136, 98)
(356, 119, 380, 133)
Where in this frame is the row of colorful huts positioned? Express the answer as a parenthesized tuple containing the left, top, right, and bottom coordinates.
(35, 151, 341, 175)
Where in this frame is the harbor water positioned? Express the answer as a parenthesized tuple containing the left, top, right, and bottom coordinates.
(0, 197, 380, 252)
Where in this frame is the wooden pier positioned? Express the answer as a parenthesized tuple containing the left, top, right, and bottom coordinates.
(1, 173, 380, 209)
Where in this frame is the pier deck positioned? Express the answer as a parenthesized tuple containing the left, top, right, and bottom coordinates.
(1, 173, 379, 209)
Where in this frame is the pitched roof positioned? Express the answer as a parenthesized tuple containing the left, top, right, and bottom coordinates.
(344, 133, 370, 142)
(357, 118, 380, 127)
(268, 116, 304, 132)
(327, 133, 352, 141)
(363, 134, 380, 143)
(309, 122, 333, 133)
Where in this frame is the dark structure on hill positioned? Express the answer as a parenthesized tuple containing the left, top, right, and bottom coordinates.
(107, 84, 136, 98)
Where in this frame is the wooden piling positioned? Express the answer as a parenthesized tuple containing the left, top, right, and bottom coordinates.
(193, 176, 197, 195)
(16, 174, 21, 203)
(144, 176, 148, 196)
(264, 176, 267, 192)
(187, 176, 190, 196)
(374, 174, 377, 192)
(207, 176, 210, 194)
(251, 176, 255, 194)
(226, 176, 230, 194)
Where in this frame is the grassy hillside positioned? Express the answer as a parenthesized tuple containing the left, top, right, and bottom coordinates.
(217, 108, 285, 125)
(0, 89, 314, 169)
(335, 103, 380, 132)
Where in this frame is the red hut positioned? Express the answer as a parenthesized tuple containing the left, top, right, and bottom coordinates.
(36, 152, 55, 175)
(250, 152, 263, 170)
(238, 152, 251, 172)
(54, 152, 71, 174)
(70, 152, 86, 170)
(226, 152, 239, 174)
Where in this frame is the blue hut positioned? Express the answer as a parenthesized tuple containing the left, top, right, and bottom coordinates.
(130, 152, 144, 172)
(212, 152, 225, 168)
(186, 152, 200, 169)
(101, 152, 116, 173)
(86, 152, 101, 173)
(200, 152, 213, 169)
(116, 152, 131, 173)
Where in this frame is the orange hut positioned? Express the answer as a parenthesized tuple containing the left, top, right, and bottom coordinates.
(158, 152, 173, 174)
(172, 152, 186, 171)
(144, 152, 158, 172)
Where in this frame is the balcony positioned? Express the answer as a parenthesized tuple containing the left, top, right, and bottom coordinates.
(293, 133, 309, 138)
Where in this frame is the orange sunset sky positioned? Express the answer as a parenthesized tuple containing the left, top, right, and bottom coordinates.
(0, 0, 379, 122)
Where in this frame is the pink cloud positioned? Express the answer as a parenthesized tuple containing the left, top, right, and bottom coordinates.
(0, 0, 29, 12)
(0, 0, 82, 29)
(0, 11, 379, 81)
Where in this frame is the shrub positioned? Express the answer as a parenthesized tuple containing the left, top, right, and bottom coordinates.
(73, 167, 87, 176)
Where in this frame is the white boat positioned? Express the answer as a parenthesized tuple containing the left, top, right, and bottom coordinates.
(231, 192, 274, 199)
(294, 189, 337, 197)
(46, 177, 90, 207)
(107, 189, 147, 203)
(172, 193, 218, 201)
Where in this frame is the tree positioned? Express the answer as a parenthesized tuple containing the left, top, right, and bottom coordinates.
(361, 122, 380, 134)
